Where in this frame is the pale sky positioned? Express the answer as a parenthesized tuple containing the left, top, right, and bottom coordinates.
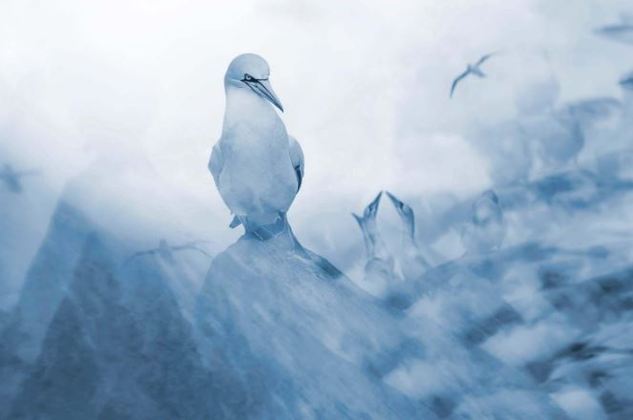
(1, 0, 632, 306)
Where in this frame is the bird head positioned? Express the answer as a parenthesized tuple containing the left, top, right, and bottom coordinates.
(224, 53, 284, 112)
(385, 191, 414, 220)
(472, 190, 502, 225)
(364, 191, 383, 219)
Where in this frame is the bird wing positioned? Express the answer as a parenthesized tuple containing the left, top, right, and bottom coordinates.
(450, 69, 470, 98)
(476, 52, 496, 67)
(288, 136, 304, 191)
(209, 142, 224, 187)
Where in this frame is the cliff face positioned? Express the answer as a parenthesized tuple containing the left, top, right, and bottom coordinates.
(9, 234, 222, 420)
(196, 230, 428, 419)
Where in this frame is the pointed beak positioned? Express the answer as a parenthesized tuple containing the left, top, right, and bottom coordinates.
(385, 191, 400, 207)
(365, 191, 383, 217)
(386, 191, 405, 213)
(246, 79, 284, 112)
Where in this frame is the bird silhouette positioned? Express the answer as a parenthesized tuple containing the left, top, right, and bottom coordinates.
(125, 239, 212, 265)
(450, 52, 496, 98)
(385, 191, 431, 280)
(209, 54, 304, 240)
(0, 164, 39, 194)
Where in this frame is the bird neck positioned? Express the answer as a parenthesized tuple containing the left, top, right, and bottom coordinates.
(223, 86, 280, 132)
(402, 223, 416, 247)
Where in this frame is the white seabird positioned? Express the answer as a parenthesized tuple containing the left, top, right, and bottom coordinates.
(209, 53, 304, 238)
(450, 52, 496, 98)
(385, 191, 431, 280)
(352, 192, 397, 297)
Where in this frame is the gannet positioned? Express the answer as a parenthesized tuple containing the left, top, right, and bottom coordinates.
(385, 191, 430, 280)
(209, 54, 304, 238)
(461, 190, 505, 255)
(352, 192, 396, 296)
(0, 164, 39, 194)
(125, 239, 212, 265)
(450, 52, 496, 98)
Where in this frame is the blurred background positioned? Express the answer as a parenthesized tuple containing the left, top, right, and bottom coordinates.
(2, 0, 632, 309)
(3, 1, 633, 418)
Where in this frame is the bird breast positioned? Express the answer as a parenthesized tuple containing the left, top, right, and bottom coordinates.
(218, 103, 298, 214)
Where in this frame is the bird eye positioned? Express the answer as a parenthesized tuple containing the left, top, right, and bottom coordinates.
(244, 73, 253, 81)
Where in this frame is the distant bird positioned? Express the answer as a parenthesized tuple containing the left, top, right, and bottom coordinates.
(0, 164, 39, 194)
(125, 239, 212, 265)
(353, 192, 396, 296)
(385, 191, 430, 280)
(620, 71, 633, 91)
(450, 52, 496, 98)
(595, 14, 633, 45)
(461, 190, 506, 255)
(209, 53, 304, 240)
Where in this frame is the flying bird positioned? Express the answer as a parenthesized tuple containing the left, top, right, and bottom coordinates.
(450, 52, 497, 98)
(0, 164, 39, 194)
(385, 191, 431, 280)
(595, 14, 633, 45)
(125, 239, 212, 265)
(209, 53, 304, 239)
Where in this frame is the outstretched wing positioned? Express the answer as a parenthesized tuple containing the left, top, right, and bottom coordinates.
(476, 52, 496, 67)
(208, 142, 224, 187)
(450, 69, 470, 98)
(288, 135, 304, 191)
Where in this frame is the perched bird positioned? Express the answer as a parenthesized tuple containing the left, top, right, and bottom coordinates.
(0, 164, 39, 194)
(209, 53, 304, 239)
(125, 239, 212, 265)
(353, 192, 396, 296)
(461, 190, 505, 255)
(450, 52, 496, 98)
(595, 14, 633, 45)
(385, 191, 430, 280)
